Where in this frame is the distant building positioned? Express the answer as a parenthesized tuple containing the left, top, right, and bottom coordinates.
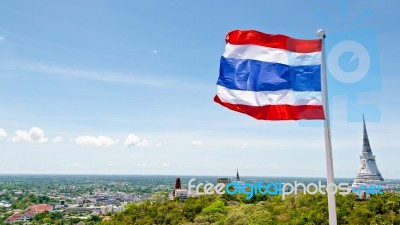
(217, 169, 242, 184)
(5, 204, 52, 223)
(100, 205, 107, 214)
(171, 177, 188, 200)
(66, 206, 93, 213)
(115, 205, 124, 213)
(0, 201, 11, 208)
(217, 177, 231, 184)
(174, 189, 188, 200)
(5, 213, 30, 223)
(172, 177, 181, 197)
(25, 204, 53, 217)
(106, 204, 113, 213)
(352, 115, 385, 198)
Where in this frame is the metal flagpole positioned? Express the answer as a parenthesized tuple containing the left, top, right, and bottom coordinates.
(317, 29, 337, 225)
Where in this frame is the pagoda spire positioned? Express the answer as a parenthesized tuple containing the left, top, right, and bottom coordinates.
(362, 114, 372, 154)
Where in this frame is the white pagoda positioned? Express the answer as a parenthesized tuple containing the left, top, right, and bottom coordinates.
(352, 115, 384, 188)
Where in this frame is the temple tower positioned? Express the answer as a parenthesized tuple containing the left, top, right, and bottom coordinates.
(352, 115, 384, 187)
(173, 177, 182, 197)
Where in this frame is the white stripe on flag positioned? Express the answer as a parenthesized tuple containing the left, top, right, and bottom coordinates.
(216, 85, 323, 106)
(223, 44, 321, 66)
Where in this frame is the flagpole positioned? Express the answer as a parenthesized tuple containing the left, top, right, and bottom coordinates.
(317, 29, 337, 225)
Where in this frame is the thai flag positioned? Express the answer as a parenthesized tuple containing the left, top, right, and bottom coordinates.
(214, 30, 325, 120)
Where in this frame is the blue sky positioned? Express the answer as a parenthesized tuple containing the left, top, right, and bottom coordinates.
(0, 1, 399, 178)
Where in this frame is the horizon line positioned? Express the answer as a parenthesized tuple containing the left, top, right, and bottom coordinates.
(0, 173, 398, 180)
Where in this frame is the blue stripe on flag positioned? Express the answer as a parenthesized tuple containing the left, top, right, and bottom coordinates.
(217, 57, 321, 92)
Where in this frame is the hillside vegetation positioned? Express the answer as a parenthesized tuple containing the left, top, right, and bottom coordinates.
(101, 192, 400, 225)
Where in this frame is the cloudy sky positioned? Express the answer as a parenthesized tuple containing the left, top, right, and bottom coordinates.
(0, 1, 399, 178)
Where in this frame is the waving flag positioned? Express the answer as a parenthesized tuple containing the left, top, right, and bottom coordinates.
(214, 30, 325, 120)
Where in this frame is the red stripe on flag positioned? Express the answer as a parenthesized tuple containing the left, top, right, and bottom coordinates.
(226, 30, 321, 53)
(214, 95, 325, 120)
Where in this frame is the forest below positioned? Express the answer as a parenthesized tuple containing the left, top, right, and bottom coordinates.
(101, 192, 400, 225)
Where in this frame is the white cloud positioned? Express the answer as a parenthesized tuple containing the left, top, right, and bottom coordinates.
(74, 136, 118, 147)
(124, 134, 160, 147)
(154, 143, 163, 147)
(0, 60, 206, 91)
(0, 129, 7, 139)
(137, 138, 151, 147)
(192, 140, 204, 146)
(11, 127, 48, 143)
(11, 62, 171, 88)
(238, 143, 249, 149)
(53, 136, 64, 144)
